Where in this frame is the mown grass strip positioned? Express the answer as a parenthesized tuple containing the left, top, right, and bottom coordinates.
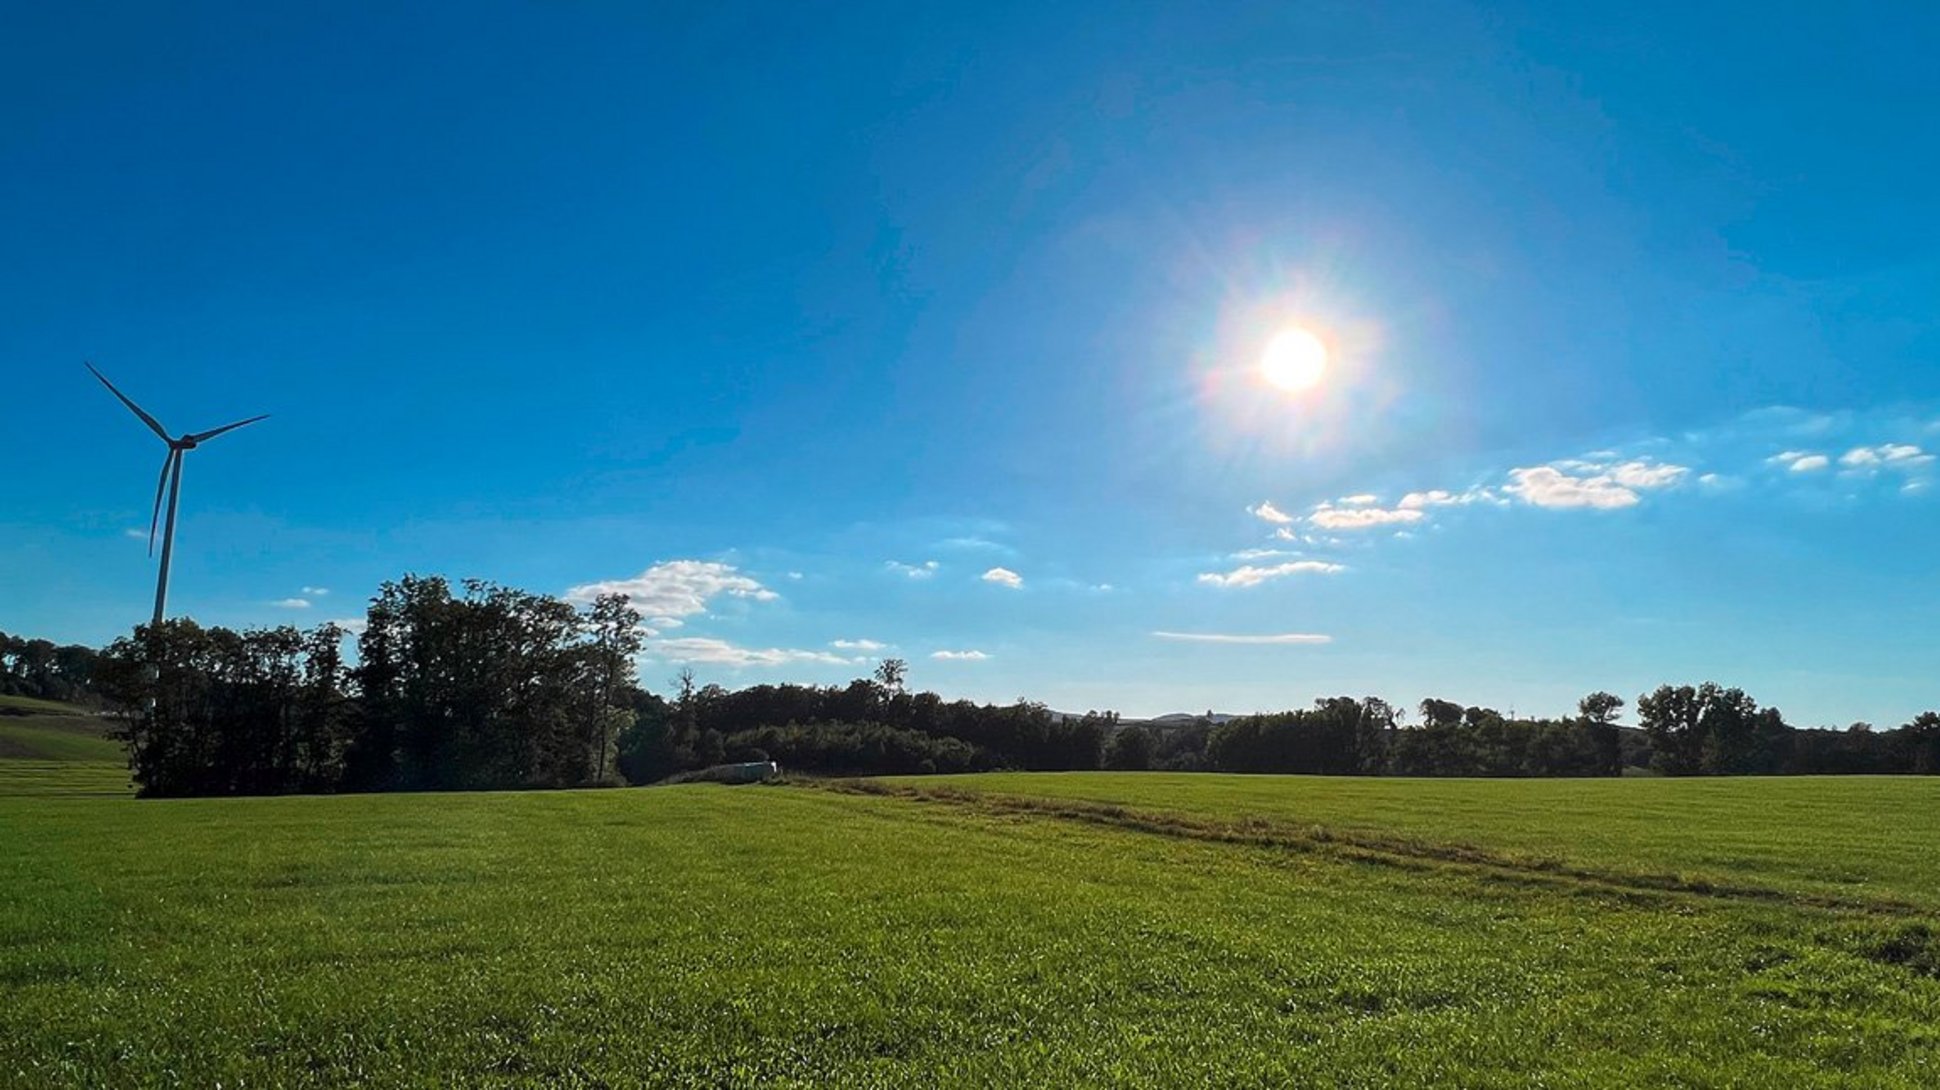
(0, 761, 131, 798)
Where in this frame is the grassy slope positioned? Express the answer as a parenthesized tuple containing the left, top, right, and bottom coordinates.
(3, 770, 1939, 1086)
(0, 696, 124, 766)
(0, 695, 92, 715)
(899, 771, 1940, 909)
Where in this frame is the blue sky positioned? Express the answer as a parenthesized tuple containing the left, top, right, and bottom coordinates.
(5, 2, 1939, 726)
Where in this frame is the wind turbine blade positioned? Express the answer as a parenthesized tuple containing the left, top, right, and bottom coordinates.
(85, 362, 172, 443)
(148, 450, 176, 557)
(187, 414, 270, 443)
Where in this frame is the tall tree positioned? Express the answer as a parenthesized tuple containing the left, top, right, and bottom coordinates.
(873, 657, 908, 695)
(1579, 691, 1625, 776)
(586, 593, 643, 782)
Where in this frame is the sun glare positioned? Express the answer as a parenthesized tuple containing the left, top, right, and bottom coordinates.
(1261, 327, 1328, 392)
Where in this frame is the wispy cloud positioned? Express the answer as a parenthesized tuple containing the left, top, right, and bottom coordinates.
(1246, 500, 1296, 524)
(1839, 443, 1934, 473)
(271, 598, 311, 609)
(1152, 631, 1332, 645)
(930, 649, 990, 661)
(1505, 459, 1689, 509)
(1769, 450, 1830, 472)
(1398, 488, 1498, 510)
(831, 638, 887, 652)
(1308, 504, 1425, 531)
(565, 560, 775, 633)
(324, 617, 368, 636)
(1226, 409, 1935, 574)
(300, 586, 330, 597)
(935, 536, 1011, 554)
(1252, 487, 1498, 540)
(1197, 559, 1345, 588)
(886, 559, 939, 579)
(981, 566, 1024, 589)
(123, 528, 148, 541)
(647, 637, 849, 667)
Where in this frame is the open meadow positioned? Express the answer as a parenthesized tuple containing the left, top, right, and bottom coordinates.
(4, 755, 1940, 1087)
(894, 771, 1940, 911)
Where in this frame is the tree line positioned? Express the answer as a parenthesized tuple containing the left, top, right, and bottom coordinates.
(0, 630, 100, 704)
(30, 572, 1940, 796)
(89, 575, 1116, 796)
(1135, 690, 1938, 778)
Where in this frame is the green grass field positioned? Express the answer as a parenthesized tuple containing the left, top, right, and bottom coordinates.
(3, 765, 1938, 1086)
(0, 695, 125, 766)
(895, 771, 1940, 910)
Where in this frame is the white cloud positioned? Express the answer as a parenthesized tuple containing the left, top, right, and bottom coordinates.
(647, 637, 849, 667)
(786, 571, 804, 581)
(271, 598, 311, 609)
(1769, 450, 1829, 473)
(831, 638, 887, 652)
(1609, 462, 1688, 489)
(1338, 494, 1380, 506)
(300, 586, 330, 597)
(1505, 459, 1688, 509)
(1247, 500, 1296, 524)
(1308, 504, 1425, 531)
(564, 560, 776, 633)
(936, 536, 1009, 553)
(1397, 488, 1496, 510)
(1151, 631, 1332, 645)
(123, 528, 148, 541)
(1231, 547, 1297, 560)
(981, 566, 1024, 589)
(886, 559, 939, 579)
(1197, 559, 1345, 588)
(324, 617, 368, 636)
(1840, 444, 1934, 472)
(930, 649, 990, 661)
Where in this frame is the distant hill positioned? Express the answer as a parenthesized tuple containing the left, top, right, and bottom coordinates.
(0, 694, 125, 763)
(1127, 713, 1241, 727)
(1047, 711, 1242, 729)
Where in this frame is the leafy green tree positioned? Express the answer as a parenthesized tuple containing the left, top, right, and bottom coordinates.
(616, 688, 679, 784)
(586, 594, 643, 783)
(1638, 684, 1705, 775)
(350, 576, 622, 791)
(1579, 692, 1625, 776)
(1637, 683, 1789, 776)
(1103, 724, 1155, 770)
(98, 620, 336, 797)
(1900, 712, 1940, 774)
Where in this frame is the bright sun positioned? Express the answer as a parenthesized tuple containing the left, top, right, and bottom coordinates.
(1260, 327, 1328, 392)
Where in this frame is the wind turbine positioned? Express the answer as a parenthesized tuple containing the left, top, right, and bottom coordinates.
(87, 363, 269, 628)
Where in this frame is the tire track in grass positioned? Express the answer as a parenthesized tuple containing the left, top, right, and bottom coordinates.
(807, 779, 1931, 920)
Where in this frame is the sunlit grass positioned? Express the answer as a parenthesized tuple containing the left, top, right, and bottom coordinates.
(2, 778, 1938, 1085)
(899, 771, 1940, 909)
(0, 695, 123, 766)
(0, 761, 129, 798)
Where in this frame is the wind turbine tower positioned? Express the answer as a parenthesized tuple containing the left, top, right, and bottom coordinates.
(88, 363, 269, 628)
